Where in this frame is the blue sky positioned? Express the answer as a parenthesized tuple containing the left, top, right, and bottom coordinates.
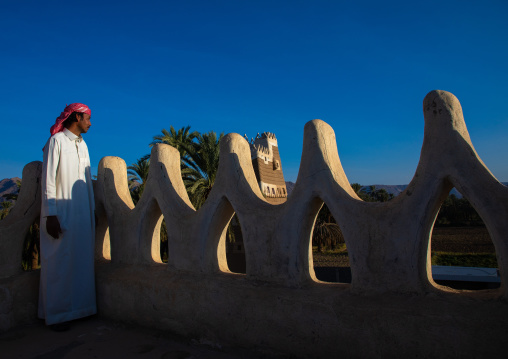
(1, 0, 507, 185)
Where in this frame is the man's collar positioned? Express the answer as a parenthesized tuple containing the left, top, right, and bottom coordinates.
(63, 128, 82, 142)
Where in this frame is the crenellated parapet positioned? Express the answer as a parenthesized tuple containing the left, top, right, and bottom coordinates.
(2, 90, 508, 357)
(80, 90, 508, 291)
(248, 132, 278, 160)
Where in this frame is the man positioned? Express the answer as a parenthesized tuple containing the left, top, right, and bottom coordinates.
(39, 103, 96, 331)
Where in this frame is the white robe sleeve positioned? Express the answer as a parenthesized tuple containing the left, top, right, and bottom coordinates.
(84, 145, 95, 213)
(42, 137, 60, 217)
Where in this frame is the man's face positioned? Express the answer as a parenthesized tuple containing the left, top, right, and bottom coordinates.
(77, 113, 92, 134)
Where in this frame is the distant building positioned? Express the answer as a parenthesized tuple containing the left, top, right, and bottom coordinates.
(248, 132, 287, 205)
(227, 132, 288, 272)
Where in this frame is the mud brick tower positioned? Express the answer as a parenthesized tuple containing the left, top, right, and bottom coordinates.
(249, 132, 287, 205)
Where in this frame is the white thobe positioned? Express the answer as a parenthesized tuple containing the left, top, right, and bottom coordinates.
(39, 128, 96, 325)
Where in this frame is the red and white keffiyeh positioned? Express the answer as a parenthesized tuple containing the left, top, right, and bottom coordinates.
(50, 103, 91, 135)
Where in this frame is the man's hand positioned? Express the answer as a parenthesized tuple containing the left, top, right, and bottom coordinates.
(46, 216, 62, 239)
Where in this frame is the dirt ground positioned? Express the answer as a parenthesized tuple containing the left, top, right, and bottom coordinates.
(0, 317, 267, 359)
(313, 226, 494, 268)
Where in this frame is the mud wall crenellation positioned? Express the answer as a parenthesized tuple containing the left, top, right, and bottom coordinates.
(1, 90, 508, 357)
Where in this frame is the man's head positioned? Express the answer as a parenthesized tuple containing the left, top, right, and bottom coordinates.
(63, 111, 92, 135)
(50, 103, 91, 136)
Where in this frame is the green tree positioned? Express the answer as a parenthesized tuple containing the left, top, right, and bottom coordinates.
(350, 184, 394, 202)
(151, 125, 198, 160)
(313, 217, 344, 253)
(181, 131, 224, 209)
(22, 221, 40, 270)
(151, 126, 223, 209)
(0, 201, 12, 219)
(350, 183, 373, 201)
(312, 204, 345, 252)
(371, 188, 393, 202)
(350, 183, 363, 195)
(436, 194, 484, 227)
(149, 127, 230, 254)
(127, 155, 150, 205)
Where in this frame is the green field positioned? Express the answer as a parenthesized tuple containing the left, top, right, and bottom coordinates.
(313, 226, 497, 268)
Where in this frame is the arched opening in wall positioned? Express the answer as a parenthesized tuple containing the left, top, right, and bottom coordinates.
(128, 173, 165, 264)
(95, 200, 111, 261)
(145, 200, 164, 264)
(22, 218, 40, 271)
(225, 214, 246, 274)
(311, 203, 349, 283)
(101, 226, 111, 261)
(160, 218, 168, 263)
(430, 188, 499, 290)
(0, 200, 41, 271)
(132, 195, 165, 264)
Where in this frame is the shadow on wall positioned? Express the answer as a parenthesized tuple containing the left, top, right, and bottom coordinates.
(226, 214, 246, 274)
(2, 90, 508, 358)
(3, 90, 508, 295)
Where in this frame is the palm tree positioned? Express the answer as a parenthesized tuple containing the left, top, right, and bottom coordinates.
(181, 131, 224, 209)
(151, 128, 229, 251)
(372, 188, 392, 202)
(350, 183, 373, 201)
(312, 203, 345, 252)
(152, 127, 221, 260)
(350, 183, 363, 194)
(151, 125, 198, 160)
(127, 155, 150, 205)
(150, 126, 223, 209)
(313, 219, 344, 253)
